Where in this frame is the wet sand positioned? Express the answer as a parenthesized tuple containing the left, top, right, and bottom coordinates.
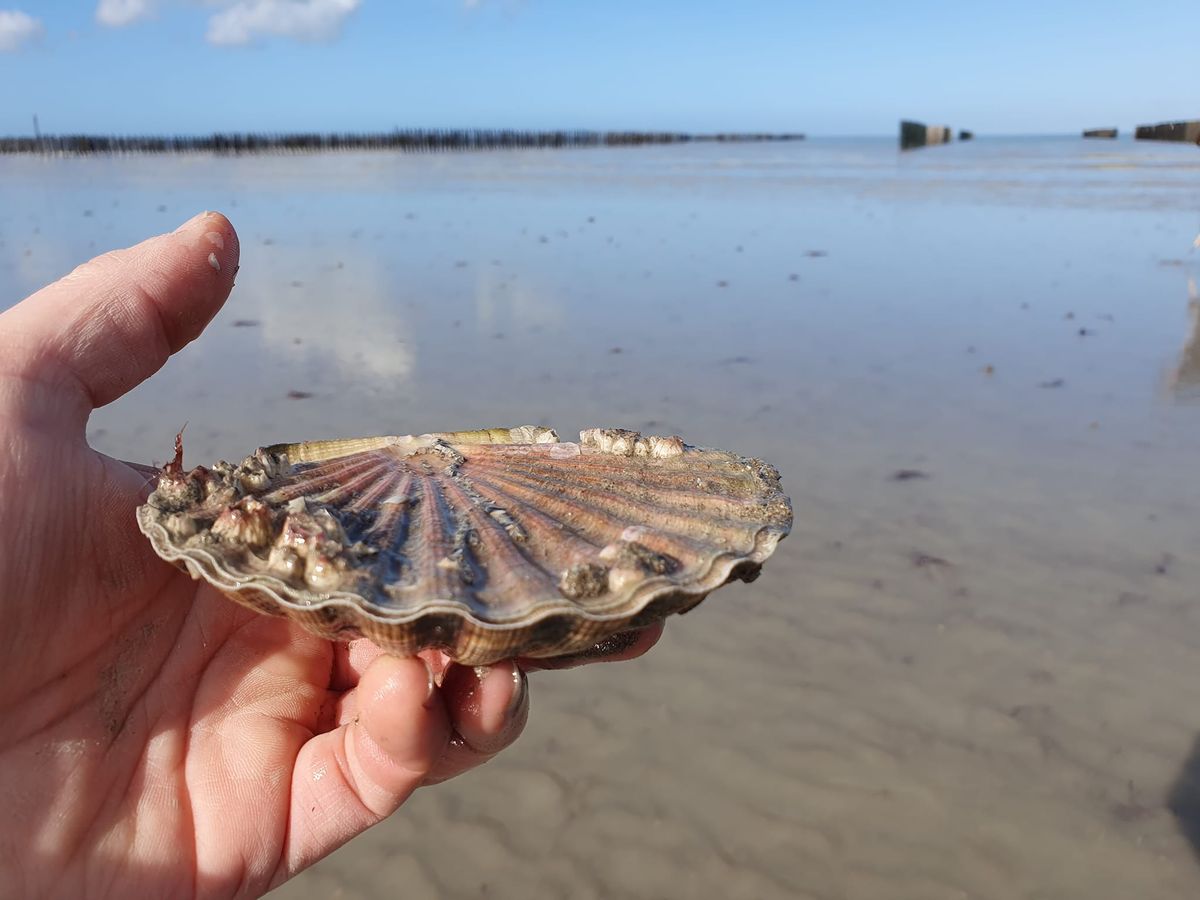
(2, 137, 1199, 898)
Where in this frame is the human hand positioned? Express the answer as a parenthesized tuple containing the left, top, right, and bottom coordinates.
(0, 213, 662, 898)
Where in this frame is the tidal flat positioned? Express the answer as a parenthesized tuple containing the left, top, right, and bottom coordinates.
(2, 136, 1199, 899)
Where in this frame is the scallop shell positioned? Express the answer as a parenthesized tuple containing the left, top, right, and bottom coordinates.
(137, 426, 792, 665)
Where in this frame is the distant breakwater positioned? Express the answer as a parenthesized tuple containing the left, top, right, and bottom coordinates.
(0, 129, 806, 156)
(1134, 120, 1200, 145)
(899, 120, 954, 150)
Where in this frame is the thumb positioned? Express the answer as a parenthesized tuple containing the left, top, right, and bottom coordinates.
(0, 211, 239, 433)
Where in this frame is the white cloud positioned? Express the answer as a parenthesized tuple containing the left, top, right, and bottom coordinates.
(95, 0, 158, 27)
(206, 0, 360, 46)
(0, 9, 44, 51)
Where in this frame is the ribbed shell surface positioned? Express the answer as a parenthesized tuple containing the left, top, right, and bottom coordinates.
(137, 426, 792, 664)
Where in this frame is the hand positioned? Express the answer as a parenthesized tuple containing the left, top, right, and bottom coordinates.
(0, 213, 662, 898)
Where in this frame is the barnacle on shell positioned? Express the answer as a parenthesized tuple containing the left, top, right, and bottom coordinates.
(137, 426, 792, 665)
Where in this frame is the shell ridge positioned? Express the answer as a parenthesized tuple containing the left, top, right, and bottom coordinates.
(302, 456, 395, 509)
(467, 450, 766, 517)
(408, 474, 471, 610)
(474, 466, 763, 549)
(466, 469, 729, 595)
(462, 472, 606, 552)
(363, 471, 416, 600)
(469, 469, 730, 574)
(482, 455, 781, 519)
(347, 464, 408, 518)
(465, 468, 633, 547)
(262, 453, 388, 505)
(438, 475, 560, 608)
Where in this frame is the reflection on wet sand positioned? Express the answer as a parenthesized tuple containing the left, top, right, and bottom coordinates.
(1166, 277, 1200, 400)
(232, 241, 417, 386)
(1170, 732, 1200, 867)
(473, 265, 566, 335)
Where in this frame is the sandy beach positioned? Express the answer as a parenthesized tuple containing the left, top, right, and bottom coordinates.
(2, 137, 1199, 898)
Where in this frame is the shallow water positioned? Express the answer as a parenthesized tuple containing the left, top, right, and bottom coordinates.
(2, 137, 1200, 898)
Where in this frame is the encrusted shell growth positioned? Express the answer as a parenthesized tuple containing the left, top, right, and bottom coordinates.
(137, 426, 792, 665)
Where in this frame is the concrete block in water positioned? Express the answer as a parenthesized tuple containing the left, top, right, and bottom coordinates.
(900, 120, 953, 150)
(1083, 128, 1118, 138)
(1134, 121, 1200, 144)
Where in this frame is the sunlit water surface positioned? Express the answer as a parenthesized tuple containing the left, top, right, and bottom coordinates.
(2, 136, 1199, 899)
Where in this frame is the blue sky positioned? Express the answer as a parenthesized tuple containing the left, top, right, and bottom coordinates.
(0, 1, 1196, 136)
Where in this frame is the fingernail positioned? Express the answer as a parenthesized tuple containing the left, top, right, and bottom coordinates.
(422, 658, 437, 708)
(176, 211, 210, 233)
